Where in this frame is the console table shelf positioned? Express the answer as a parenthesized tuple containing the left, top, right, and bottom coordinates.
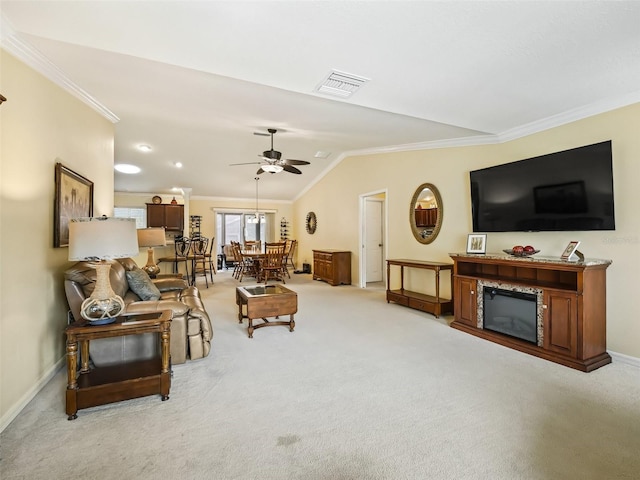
(450, 253, 612, 372)
(386, 259, 453, 318)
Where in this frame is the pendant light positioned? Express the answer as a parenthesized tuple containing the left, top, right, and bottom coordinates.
(254, 176, 260, 221)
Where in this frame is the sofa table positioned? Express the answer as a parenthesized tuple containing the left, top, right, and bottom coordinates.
(236, 285, 297, 338)
(65, 310, 172, 420)
(386, 259, 454, 318)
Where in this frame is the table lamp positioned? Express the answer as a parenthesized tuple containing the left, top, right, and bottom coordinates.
(137, 227, 167, 277)
(68, 216, 139, 324)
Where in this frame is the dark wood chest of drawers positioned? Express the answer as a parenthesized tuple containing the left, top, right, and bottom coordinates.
(312, 250, 351, 286)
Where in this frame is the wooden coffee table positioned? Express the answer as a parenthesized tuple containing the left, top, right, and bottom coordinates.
(236, 284, 297, 338)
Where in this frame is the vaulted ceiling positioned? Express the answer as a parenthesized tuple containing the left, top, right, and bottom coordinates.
(2, 1, 639, 201)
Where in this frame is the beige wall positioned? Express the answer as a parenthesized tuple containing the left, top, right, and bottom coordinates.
(294, 103, 640, 358)
(0, 50, 115, 427)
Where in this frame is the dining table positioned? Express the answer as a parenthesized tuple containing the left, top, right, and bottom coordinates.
(239, 249, 265, 280)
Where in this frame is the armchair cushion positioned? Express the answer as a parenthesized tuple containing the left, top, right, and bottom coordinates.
(153, 277, 189, 293)
(125, 267, 161, 301)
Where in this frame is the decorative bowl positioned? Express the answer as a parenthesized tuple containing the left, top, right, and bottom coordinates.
(503, 249, 540, 257)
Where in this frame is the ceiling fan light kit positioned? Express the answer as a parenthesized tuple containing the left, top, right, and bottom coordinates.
(262, 164, 284, 173)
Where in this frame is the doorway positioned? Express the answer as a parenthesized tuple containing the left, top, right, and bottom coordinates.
(359, 190, 387, 288)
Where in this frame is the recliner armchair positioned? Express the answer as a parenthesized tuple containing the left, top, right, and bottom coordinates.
(64, 257, 212, 365)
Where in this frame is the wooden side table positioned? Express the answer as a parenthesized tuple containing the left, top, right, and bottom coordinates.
(65, 310, 172, 420)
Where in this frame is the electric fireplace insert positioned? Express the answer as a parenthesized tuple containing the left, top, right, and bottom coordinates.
(483, 287, 537, 344)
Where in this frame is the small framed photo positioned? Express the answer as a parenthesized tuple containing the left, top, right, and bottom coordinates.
(561, 241, 581, 260)
(467, 234, 487, 254)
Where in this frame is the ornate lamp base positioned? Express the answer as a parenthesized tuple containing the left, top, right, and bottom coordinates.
(80, 261, 126, 324)
(143, 247, 161, 278)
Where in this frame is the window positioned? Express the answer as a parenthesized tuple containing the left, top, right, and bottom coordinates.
(216, 212, 274, 252)
(114, 207, 146, 228)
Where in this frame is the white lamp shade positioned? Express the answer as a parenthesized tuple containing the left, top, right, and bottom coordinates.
(137, 227, 167, 248)
(68, 217, 139, 261)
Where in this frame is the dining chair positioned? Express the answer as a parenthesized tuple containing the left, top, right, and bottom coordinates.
(230, 241, 243, 279)
(261, 242, 286, 284)
(172, 237, 191, 280)
(203, 236, 216, 282)
(244, 240, 262, 252)
(282, 239, 297, 278)
(235, 242, 258, 282)
(190, 237, 209, 288)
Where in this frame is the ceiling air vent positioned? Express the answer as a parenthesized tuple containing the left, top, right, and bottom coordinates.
(316, 70, 369, 98)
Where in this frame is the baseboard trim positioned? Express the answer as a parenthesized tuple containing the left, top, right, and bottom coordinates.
(609, 350, 640, 368)
(0, 357, 65, 434)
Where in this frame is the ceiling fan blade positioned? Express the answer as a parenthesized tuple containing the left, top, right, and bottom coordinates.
(230, 162, 262, 166)
(253, 132, 270, 137)
(283, 165, 302, 174)
(284, 159, 310, 166)
(256, 167, 266, 175)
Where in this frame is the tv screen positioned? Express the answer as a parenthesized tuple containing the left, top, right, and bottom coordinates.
(470, 141, 615, 232)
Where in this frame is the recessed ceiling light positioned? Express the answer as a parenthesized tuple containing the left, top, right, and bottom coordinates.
(314, 151, 331, 159)
(174, 162, 183, 168)
(114, 164, 141, 174)
(137, 144, 152, 152)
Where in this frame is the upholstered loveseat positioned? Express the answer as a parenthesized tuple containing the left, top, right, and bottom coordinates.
(64, 257, 212, 365)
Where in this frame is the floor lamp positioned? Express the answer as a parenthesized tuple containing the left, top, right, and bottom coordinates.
(68, 216, 139, 325)
(137, 227, 167, 277)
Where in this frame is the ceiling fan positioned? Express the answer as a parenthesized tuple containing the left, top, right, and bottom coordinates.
(230, 128, 310, 175)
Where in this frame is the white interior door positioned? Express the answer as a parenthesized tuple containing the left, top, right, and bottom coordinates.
(365, 198, 384, 283)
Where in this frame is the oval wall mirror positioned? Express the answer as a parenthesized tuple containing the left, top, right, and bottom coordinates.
(410, 183, 443, 244)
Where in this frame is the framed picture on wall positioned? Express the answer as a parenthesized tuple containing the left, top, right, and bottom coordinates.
(466, 233, 487, 254)
(54, 163, 94, 247)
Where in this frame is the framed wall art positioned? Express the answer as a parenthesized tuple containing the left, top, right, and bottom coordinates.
(466, 233, 487, 254)
(54, 163, 94, 247)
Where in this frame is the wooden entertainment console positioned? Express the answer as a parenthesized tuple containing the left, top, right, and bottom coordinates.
(450, 253, 612, 372)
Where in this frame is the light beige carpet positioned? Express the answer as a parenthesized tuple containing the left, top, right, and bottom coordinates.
(1, 271, 639, 479)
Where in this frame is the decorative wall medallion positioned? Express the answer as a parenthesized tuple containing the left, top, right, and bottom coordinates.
(306, 212, 317, 234)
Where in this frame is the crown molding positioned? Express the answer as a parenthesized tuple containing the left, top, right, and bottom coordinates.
(194, 195, 292, 204)
(1, 14, 119, 123)
(498, 91, 640, 143)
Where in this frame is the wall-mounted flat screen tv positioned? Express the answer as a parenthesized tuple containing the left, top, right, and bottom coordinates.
(470, 141, 615, 232)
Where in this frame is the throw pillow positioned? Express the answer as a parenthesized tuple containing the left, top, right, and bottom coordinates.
(126, 267, 161, 301)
